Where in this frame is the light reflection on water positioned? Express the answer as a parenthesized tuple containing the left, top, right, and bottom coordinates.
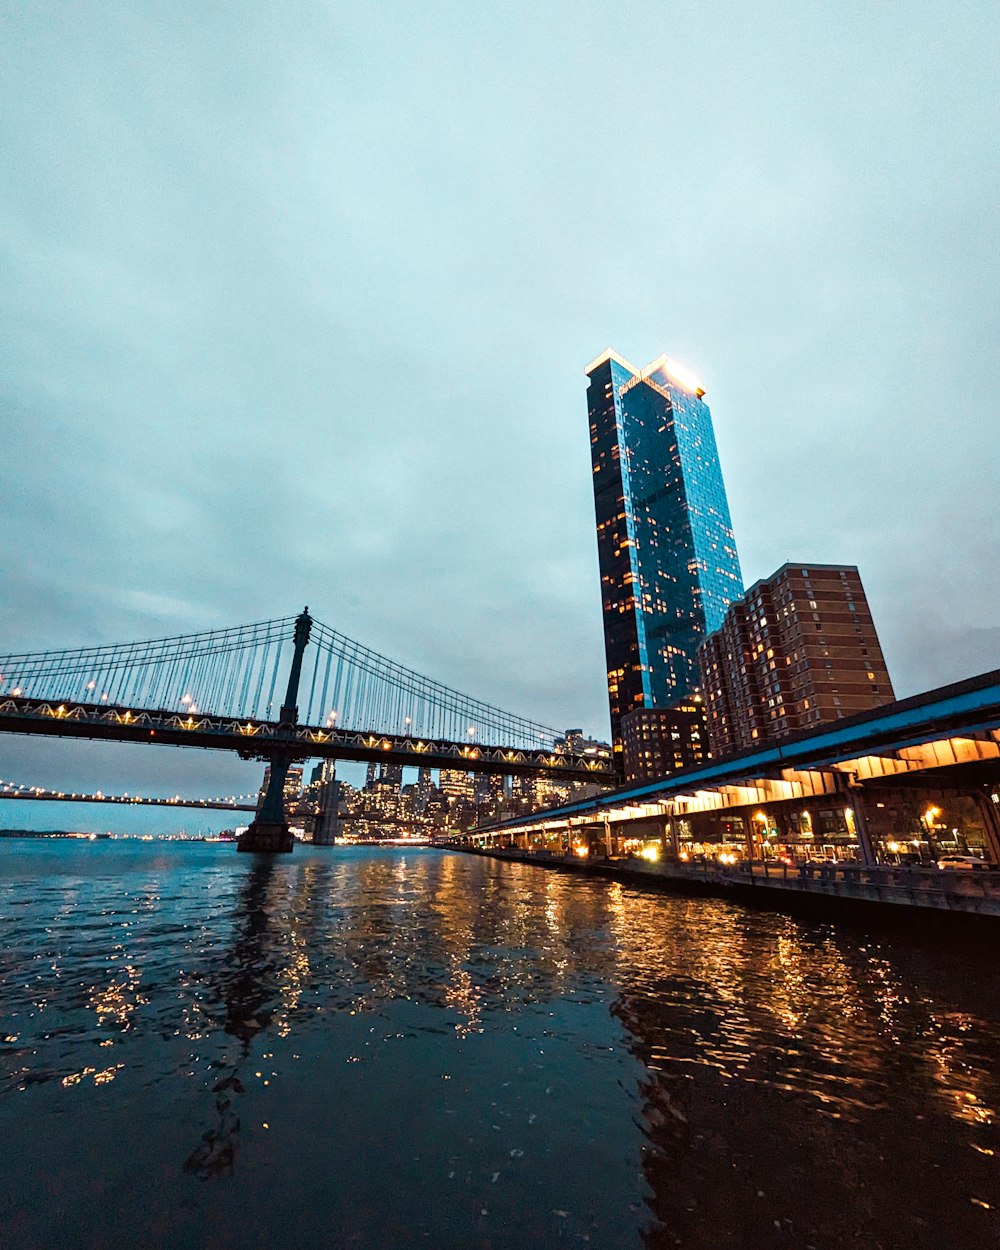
(0, 841, 998, 1249)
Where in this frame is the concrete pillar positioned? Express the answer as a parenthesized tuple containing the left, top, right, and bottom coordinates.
(840, 778, 875, 866)
(663, 813, 680, 860)
(603, 813, 613, 858)
(239, 754, 295, 853)
(739, 814, 755, 862)
(239, 609, 312, 855)
(313, 777, 340, 846)
(969, 791, 1000, 864)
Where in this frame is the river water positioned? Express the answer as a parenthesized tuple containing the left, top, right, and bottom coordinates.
(0, 841, 997, 1249)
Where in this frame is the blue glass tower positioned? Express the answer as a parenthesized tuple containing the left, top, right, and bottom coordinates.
(585, 349, 743, 770)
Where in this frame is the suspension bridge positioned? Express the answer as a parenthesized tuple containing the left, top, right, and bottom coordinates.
(0, 609, 611, 851)
(0, 780, 258, 812)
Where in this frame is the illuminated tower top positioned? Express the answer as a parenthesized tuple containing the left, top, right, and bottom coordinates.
(585, 348, 743, 768)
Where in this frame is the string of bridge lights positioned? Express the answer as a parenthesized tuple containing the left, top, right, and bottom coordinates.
(0, 779, 258, 806)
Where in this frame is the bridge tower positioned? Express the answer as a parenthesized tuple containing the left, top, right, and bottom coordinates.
(238, 608, 312, 854)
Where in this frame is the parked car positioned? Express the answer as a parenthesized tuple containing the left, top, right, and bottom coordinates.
(936, 854, 989, 872)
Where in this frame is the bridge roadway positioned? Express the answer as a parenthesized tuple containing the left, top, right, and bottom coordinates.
(0, 696, 613, 784)
(0, 788, 256, 812)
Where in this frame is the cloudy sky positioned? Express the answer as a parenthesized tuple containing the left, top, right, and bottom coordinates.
(2, 1, 998, 829)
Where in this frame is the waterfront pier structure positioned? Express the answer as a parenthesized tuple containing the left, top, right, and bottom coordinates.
(467, 668, 1000, 911)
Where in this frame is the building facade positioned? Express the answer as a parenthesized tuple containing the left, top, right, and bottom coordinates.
(698, 563, 894, 756)
(620, 699, 709, 784)
(439, 769, 476, 804)
(585, 349, 743, 771)
(554, 727, 612, 764)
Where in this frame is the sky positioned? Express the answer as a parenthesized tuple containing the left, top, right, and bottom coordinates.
(2, 1, 998, 830)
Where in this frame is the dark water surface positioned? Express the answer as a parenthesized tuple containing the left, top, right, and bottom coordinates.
(1, 842, 998, 1249)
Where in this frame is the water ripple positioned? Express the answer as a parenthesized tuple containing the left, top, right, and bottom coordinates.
(0, 841, 998, 1250)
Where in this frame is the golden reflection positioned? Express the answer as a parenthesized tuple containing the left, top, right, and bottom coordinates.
(924, 1011, 996, 1130)
(601, 888, 942, 1120)
(89, 962, 145, 1031)
(270, 861, 322, 1038)
(61, 1063, 123, 1087)
(589, 880, 1000, 1245)
(442, 965, 483, 1038)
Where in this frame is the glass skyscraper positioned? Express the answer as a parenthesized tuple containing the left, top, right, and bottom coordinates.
(585, 349, 743, 769)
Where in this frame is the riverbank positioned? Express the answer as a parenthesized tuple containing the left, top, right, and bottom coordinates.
(456, 844, 1000, 930)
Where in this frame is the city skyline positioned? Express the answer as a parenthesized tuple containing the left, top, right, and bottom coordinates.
(2, 3, 998, 823)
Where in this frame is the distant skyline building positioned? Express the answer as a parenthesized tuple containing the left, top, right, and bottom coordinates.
(585, 349, 743, 770)
(439, 769, 475, 805)
(554, 727, 612, 761)
(698, 563, 895, 755)
(257, 763, 303, 812)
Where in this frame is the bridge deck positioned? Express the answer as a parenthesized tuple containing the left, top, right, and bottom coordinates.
(0, 697, 614, 783)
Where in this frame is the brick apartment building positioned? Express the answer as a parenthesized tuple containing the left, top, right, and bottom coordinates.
(620, 700, 709, 783)
(698, 563, 894, 757)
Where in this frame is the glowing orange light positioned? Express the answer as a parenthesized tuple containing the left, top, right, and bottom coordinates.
(663, 358, 704, 394)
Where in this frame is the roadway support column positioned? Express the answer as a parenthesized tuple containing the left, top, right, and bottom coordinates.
(662, 810, 680, 860)
(839, 775, 875, 866)
(238, 609, 312, 855)
(969, 790, 1000, 864)
(240, 753, 297, 852)
(739, 814, 755, 863)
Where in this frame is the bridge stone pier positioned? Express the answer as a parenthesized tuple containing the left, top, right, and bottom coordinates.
(238, 609, 312, 854)
(239, 750, 299, 852)
(312, 768, 341, 846)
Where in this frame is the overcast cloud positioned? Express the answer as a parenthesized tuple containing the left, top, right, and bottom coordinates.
(2, 1, 998, 825)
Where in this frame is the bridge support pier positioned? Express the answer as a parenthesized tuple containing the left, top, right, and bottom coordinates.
(238, 753, 296, 853)
(238, 608, 312, 855)
(238, 822, 293, 853)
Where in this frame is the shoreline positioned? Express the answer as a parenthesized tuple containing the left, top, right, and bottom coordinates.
(455, 844, 1000, 934)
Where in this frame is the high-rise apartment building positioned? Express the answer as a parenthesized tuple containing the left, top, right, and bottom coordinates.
(585, 349, 743, 770)
(698, 563, 894, 756)
(620, 700, 709, 784)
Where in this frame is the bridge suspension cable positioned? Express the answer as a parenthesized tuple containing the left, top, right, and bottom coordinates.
(0, 614, 563, 750)
(0, 617, 298, 721)
(302, 621, 559, 748)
